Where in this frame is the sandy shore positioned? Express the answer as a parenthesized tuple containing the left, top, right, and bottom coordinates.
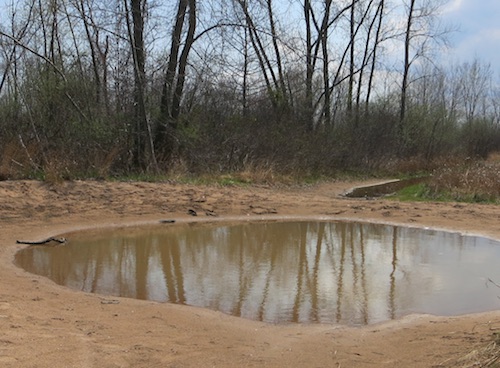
(1, 179, 499, 367)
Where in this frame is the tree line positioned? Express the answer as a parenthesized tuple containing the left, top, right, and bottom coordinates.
(0, 0, 499, 179)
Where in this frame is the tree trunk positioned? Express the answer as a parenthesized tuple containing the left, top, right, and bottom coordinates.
(400, 0, 416, 127)
(170, 0, 196, 124)
(242, 27, 249, 115)
(365, 0, 384, 113)
(77, 0, 101, 106)
(236, 0, 279, 108)
(124, 0, 157, 170)
(156, 0, 196, 161)
(303, 0, 314, 131)
(321, 0, 332, 126)
(347, 0, 355, 113)
(266, 0, 287, 106)
(355, 0, 377, 126)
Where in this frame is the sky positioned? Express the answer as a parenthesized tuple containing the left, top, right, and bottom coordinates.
(441, 0, 500, 71)
(0, 0, 498, 73)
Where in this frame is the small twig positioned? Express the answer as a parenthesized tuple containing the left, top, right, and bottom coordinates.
(487, 278, 500, 289)
(18, 134, 39, 171)
(11, 159, 24, 168)
(472, 320, 500, 333)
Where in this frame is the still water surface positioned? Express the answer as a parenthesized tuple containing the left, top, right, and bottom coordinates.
(15, 221, 500, 325)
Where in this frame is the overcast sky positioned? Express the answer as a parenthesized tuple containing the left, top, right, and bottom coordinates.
(0, 0, 498, 73)
(441, 0, 500, 71)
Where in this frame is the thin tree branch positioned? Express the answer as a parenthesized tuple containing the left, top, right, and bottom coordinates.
(0, 30, 90, 123)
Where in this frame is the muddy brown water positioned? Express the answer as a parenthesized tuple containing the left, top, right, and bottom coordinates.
(15, 221, 500, 326)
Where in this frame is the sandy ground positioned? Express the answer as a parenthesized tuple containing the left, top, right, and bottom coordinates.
(1, 179, 499, 368)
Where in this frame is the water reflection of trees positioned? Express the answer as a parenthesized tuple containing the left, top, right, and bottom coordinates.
(16, 222, 500, 325)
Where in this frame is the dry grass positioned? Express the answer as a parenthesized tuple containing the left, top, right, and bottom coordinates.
(487, 151, 500, 164)
(0, 136, 128, 182)
(95, 145, 124, 178)
(437, 318, 500, 368)
(0, 140, 17, 180)
(452, 333, 500, 368)
(428, 159, 500, 203)
(182, 161, 307, 186)
(381, 156, 434, 174)
(0, 139, 42, 180)
(223, 162, 284, 185)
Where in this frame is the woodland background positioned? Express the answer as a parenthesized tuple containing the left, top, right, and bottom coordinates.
(0, 0, 499, 180)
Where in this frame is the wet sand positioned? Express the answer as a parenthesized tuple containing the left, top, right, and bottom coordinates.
(1, 179, 499, 367)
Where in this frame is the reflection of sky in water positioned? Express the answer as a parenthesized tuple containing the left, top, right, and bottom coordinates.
(15, 222, 500, 326)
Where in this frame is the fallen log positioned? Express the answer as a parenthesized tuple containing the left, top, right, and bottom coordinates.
(16, 237, 67, 246)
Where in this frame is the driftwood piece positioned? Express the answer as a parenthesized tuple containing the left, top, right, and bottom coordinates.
(159, 219, 176, 224)
(16, 237, 67, 246)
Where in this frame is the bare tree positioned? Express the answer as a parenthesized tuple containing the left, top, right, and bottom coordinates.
(123, 0, 157, 169)
(156, 0, 196, 160)
(0, 1, 36, 98)
(347, 0, 356, 113)
(400, 0, 415, 127)
(303, 0, 313, 130)
(320, 0, 333, 126)
(235, 0, 285, 110)
(354, 0, 381, 123)
(266, 0, 287, 106)
(457, 59, 492, 123)
(399, 0, 450, 134)
(364, 0, 385, 113)
(74, 0, 104, 106)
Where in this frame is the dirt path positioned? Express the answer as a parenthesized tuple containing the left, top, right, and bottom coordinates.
(1, 179, 499, 367)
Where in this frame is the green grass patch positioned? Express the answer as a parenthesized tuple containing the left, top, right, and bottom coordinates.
(387, 183, 430, 201)
(389, 183, 500, 204)
(111, 173, 173, 183)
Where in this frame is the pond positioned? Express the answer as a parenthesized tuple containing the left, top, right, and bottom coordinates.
(15, 220, 500, 326)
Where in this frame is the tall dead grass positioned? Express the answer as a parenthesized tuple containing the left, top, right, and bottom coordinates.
(0, 136, 126, 182)
(0, 139, 42, 180)
(428, 159, 500, 203)
(450, 332, 500, 368)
